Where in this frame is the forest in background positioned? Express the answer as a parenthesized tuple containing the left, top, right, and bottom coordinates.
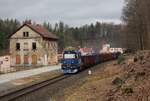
(0, 19, 122, 53)
(1, 0, 150, 54)
(122, 0, 150, 50)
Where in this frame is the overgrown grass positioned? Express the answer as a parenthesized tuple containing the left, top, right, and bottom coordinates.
(121, 86, 133, 95)
(117, 55, 125, 64)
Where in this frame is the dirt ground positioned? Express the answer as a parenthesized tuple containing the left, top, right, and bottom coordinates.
(63, 61, 123, 101)
(5, 51, 150, 101)
(11, 61, 118, 101)
(62, 51, 150, 101)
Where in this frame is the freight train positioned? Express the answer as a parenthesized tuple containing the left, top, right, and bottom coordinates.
(61, 49, 120, 74)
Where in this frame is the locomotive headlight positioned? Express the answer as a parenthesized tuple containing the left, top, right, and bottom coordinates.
(70, 66, 73, 68)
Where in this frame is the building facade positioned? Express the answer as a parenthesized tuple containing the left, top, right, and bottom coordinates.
(9, 23, 58, 67)
(0, 55, 10, 69)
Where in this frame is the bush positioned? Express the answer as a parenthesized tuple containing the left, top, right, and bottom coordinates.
(112, 77, 124, 86)
(121, 86, 133, 95)
(117, 55, 125, 64)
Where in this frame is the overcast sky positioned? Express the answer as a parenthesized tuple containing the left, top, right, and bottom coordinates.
(0, 0, 124, 27)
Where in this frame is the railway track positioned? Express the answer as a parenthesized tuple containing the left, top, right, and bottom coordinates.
(0, 74, 70, 101)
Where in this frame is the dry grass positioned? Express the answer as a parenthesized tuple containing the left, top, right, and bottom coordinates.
(63, 61, 123, 101)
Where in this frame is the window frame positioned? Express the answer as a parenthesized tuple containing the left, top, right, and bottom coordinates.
(23, 42, 29, 51)
(32, 42, 37, 50)
(23, 32, 29, 37)
(16, 43, 20, 51)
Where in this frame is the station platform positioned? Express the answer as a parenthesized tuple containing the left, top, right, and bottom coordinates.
(0, 64, 61, 84)
(0, 66, 62, 97)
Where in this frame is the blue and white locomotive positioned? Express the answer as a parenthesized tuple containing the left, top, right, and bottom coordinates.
(61, 49, 120, 74)
(61, 50, 82, 74)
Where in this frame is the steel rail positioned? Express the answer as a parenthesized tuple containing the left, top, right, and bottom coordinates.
(0, 74, 70, 101)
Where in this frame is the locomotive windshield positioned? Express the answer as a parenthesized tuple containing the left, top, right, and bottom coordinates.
(64, 54, 77, 59)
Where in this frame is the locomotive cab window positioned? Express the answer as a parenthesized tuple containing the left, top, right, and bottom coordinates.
(78, 53, 81, 58)
(64, 54, 76, 59)
(63, 53, 79, 59)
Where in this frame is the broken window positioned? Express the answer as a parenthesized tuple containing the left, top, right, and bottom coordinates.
(16, 43, 20, 50)
(23, 32, 29, 37)
(32, 42, 36, 50)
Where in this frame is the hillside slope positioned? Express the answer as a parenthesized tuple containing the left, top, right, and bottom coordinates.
(65, 51, 150, 101)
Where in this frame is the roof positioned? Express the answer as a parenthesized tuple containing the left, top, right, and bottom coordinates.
(64, 50, 80, 54)
(79, 48, 93, 53)
(9, 23, 58, 40)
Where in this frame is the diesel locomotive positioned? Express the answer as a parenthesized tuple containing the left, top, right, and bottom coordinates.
(61, 49, 120, 74)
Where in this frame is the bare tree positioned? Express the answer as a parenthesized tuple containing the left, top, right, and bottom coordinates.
(122, 0, 150, 50)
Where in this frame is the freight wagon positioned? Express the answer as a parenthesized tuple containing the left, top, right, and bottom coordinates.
(61, 50, 120, 74)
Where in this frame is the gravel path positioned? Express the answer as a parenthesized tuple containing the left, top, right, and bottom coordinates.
(0, 64, 61, 84)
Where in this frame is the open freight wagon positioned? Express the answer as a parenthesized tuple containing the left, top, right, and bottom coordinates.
(61, 49, 120, 74)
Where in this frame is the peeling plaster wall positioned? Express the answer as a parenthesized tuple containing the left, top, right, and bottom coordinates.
(0, 55, 10, 68)
(42, 40, 58, 65)
(10, 25, 58, 67)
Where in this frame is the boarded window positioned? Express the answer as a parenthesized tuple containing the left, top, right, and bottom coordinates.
(24, 42, 29, 51)
(16, 55, 20, 64)
(32, 54, 37, 64)
(24, 55, 29, 64)
(16, 43, 20, 50)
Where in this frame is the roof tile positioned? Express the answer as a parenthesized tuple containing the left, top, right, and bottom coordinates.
(26, 23, 58, 40)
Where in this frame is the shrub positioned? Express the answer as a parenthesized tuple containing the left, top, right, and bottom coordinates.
(117, 55, 125, 64)
(121, 86, 133, 95)
(112, 77, 124, 86)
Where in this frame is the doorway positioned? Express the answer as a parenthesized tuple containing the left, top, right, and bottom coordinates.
(16, 55, 20, 64)
(24, 55, 29, 64)
(32, 54, 37, 65)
